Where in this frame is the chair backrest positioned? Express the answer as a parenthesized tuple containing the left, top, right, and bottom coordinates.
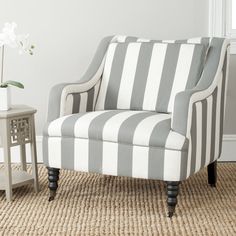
(95, 36, 210, 113)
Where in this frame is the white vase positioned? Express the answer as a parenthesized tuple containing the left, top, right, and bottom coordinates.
(0, 87, 11, 111)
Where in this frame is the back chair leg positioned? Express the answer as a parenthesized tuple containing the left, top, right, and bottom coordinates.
(208, 161, 217, 187)
(166, 181, 180, 218)
(47, 167, 60, 201)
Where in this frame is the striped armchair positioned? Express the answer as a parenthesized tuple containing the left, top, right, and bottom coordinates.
(43, 36, 230, 217)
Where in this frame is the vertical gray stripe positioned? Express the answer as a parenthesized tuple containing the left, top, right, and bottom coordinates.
(118, 112, 154, 143)
(155, 44, 181, 112)
(149, 119, 171, 147)
(117, 144, 133, 177)
(86, 87, 95, 111)
(210, 88, 218, 162)
(201, 38, 210, 49)
(72, 93, 81, 113)
(88, 111, 121, 173)
(105, 44, 129, 109)
(190, 104, 197, 175)
(117, 112, 153, 177)
(185, 45, 206, 89)
(200, 99, 207, 168)
(88, 139, 103, 173)
(61, 137, 75, 170)
(148, 148, 164, 179)
(61, 115, 83, 170)
(42, 136, 49, 166)
(88, 110, 121, 139)
(61, 113, 85, 137)
(130, 43, 153, 109)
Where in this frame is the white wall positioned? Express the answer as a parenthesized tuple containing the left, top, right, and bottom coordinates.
(1, 0, 235, 162)
(0, 0, 209, 135)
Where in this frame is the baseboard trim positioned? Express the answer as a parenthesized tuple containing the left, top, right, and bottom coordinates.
(219, 135, 236, 161)
(0, 135, 235, 163)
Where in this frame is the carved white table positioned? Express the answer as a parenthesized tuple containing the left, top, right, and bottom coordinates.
(0, 105, 39, 201)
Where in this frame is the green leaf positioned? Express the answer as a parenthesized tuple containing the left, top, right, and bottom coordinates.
(1, 80, 24, 89)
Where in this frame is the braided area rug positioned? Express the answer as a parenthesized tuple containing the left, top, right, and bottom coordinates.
(0, 164, 235, 235)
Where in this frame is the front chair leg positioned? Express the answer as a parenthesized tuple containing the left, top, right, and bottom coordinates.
(47, 167, 60, 201)
(166, 181, 180, 218)
(208, 161, 217, 187)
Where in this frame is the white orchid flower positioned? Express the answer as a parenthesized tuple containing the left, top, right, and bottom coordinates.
(0, 22, 34, 55)
(0, 22, 18, 48)
(0, 22, 34, 88)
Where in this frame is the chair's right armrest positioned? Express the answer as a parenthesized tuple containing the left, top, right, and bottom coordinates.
(46, 36, 114, 122)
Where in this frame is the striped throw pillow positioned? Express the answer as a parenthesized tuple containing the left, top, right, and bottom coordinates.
(95, 42, 207, 113)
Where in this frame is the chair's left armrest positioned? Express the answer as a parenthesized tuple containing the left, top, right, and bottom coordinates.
(171, 69, 223, 139)
(172, 39, 230, 139)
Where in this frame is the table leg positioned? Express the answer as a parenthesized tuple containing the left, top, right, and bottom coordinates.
(3, 146, 12, 201)
(30, 116, 39, 193)
(2, 119, 12, 201)
(20, 144, 27, 171)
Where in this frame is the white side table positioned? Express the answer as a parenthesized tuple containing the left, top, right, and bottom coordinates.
(0, 105, 39, 201)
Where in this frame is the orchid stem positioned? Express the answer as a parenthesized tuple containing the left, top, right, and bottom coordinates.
(1, 45, 4, 84)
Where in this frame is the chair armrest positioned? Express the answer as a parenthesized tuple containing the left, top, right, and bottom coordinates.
(171, 69, 225, 139)
(47, 36, 114, 122)
(172, 40, 230, 138)
(171, 87, 211, 137)
(47, 80, 101, 122)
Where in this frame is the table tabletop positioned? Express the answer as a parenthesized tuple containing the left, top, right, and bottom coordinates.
(0, 105, 37, 118)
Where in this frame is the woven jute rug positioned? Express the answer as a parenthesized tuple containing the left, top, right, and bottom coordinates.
(0, 164, 235, 236)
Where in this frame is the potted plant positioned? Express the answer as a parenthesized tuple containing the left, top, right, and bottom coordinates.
(0, 22, 34, 110)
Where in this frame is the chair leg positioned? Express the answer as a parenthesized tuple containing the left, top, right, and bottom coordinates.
(208, 161, 217, 187)
(47, 167, 60, 201)
(166, 181, 180, 218)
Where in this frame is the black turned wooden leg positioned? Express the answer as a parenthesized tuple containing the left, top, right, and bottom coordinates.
(47, 167, 60, 201)
(166, 181, 180, 218)
(208, 161, 217, 187)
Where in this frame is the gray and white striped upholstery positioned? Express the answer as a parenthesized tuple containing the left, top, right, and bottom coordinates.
(43, 35, 230, 182)
(64, 81, 101, 115)
(96, 42, 207, 112)
(43, 110, 188, 181)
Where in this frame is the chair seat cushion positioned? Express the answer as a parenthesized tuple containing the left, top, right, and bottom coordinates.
(44, 110, 186, 149)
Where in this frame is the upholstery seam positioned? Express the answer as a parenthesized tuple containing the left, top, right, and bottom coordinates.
(43, 135, 188, 152)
